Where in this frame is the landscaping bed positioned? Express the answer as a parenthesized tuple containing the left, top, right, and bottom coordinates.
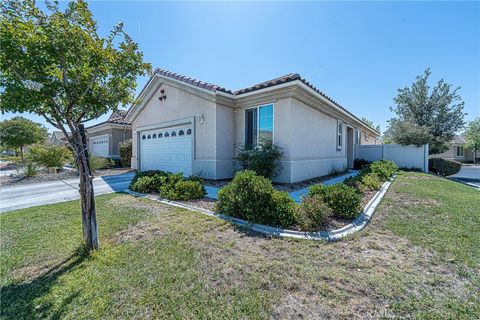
(2, 173, 479, 319)
(128, 160, 398, 235)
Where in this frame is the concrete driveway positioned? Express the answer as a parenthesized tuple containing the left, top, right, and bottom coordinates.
(0, 172, 134, 213)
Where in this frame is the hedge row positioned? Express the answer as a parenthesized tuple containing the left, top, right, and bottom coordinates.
(429, 158, 462, 176)
(129, 170, 206, 201)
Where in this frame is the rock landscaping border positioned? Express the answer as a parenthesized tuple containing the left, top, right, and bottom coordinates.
(125, 175, 396, 242)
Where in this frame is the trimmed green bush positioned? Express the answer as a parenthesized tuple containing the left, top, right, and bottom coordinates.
(295, 194, 332, 231)
(309, 183, 361, 219)
(343, 176, 367, 194)
(129, 176, 156, 193)
(366, 160, 398, 181)
(130, 170, 169, 187)
(234, 141, 283, 179)
(360, 173, 382, 191)
(161, 180, 206, 201)
(429, 158, 462, 176)
(216, 170, 296, 228)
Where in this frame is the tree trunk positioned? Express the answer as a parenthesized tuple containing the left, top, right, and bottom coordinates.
(19, 145, 24, 162)
(76, 124, 99, 250)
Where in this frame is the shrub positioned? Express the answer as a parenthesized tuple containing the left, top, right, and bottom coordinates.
(234, 141, 283, 179)
(295, 194, 332, 231)
(29, 144, 72, 169)
(367, 160, 398, 181)
(216, 170, 296, 228)
(23, 161, 40, 177)
(88, 155, 115, 171)
(118, 139, 132, 167)
(164, 180, 206, 201)
(309, 183, 361, 219)
(129, 176, 156, 193)
(360, 173, 382, 191)
(429, 158, 462, 176)
(353, 158, 371, 170)
(343, 176, 367, 194)
(130, 170, 169, 186)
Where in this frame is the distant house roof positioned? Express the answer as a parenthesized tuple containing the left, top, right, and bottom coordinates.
(452, 134, 467, 144)
(86, 110, 131, 130)
(149, 68, 378, 135)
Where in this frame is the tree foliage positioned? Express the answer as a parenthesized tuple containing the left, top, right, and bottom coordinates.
(361, 117, 380, 134)
(0, 116, 47, 160)
(385, 69, 466, 154)
(0, 0, 151, 250)
(465, 117, 480, 163)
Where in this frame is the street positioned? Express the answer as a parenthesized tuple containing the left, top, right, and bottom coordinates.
(0, 172, 134, 213)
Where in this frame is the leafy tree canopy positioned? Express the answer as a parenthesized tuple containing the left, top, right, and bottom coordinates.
(0, 0, 151, 250)
(0, 116, 47, 159)
(361, 117, 380, 134)
(465, 117, 480, 161)
(385, 69, 466, 154)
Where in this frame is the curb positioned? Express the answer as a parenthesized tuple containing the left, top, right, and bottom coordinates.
(125, 175, 396, 242)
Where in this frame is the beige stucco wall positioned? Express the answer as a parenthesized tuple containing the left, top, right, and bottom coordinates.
(433, 144, 475, 161)
(130, 81, 231, 179)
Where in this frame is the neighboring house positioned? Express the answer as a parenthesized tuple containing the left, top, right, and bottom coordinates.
(86, 111, 132, 159)
(433, 135, 476, 162)
(125, 69, 379, 183)
(47, 131, 69, 146)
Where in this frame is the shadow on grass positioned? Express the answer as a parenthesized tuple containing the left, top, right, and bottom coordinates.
(1, 245, 91, 320)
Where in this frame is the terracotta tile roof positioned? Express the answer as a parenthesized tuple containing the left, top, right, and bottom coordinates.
(156, 68, 232, 94)
(108, 110, 129, 125)
(153, 68, 379, 133)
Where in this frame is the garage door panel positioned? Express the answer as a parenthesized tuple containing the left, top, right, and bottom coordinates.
(140, 125, 192, 176)
(90, 136, 109, 157)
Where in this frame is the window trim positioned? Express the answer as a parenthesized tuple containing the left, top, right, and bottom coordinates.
(245, 103, 274, 145)
(337, 120, 343, 150)
(456, 146, 464, 157)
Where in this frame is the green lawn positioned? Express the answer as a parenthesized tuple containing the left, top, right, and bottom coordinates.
(1, 172, 479, 319)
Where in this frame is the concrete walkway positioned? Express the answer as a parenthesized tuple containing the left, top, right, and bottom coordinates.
(0, 172, 135, 213)
(204, 170, 360, 202)
(288, 170, 360, 202)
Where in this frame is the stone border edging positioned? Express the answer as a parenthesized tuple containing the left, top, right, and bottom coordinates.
(125, 174, 396, 242)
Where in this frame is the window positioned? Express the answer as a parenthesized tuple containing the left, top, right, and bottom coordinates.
(164, 132, 169, 137)
(365, 132, 369, 141)
(245, 104, 273, 146)
(179, 130, 184, 136)
(337, 120, 343, 149)
(152, 134, 157, 139)
(147, 134, 151, 139)
(187, 129, 192, 135)
(158, 133, 163, 138)
(355, 130, 360, 145)
(456, 146, 464, 157)
(142, 135, 146, 140)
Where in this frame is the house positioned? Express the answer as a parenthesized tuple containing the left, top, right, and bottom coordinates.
(434, 135, 476, 162)
(125, 69, 379, 183)
(47, 131, 69, 146)
(86, 111, 132, 159)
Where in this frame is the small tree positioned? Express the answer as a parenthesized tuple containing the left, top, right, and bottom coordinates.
(361, 117, 380, 134)
(118, 139, 132, 167)
(386, 69, 466, 154)
(0, 116, 47, 160)
(465, 118, 480, 165)
(0, 0, 151, 250)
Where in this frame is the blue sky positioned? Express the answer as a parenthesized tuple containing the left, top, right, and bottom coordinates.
(2, 1, 479, 133)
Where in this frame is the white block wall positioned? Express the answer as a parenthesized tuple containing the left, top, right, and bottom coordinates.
(356, 144, 429, 172)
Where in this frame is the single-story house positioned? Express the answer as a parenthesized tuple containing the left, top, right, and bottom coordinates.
(86, 111, 132, 159)
(433, 135, 476, 162)
(47, 131, 69, 147)
(125, 69, 379, 183)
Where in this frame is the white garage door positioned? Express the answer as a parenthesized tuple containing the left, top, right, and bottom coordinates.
(140, 125, 192, 176)
(90, 136, 109, 157)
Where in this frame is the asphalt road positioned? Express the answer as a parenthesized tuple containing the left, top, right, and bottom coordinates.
(449, 165, 480, 188)
(0, 172, 134, 213)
